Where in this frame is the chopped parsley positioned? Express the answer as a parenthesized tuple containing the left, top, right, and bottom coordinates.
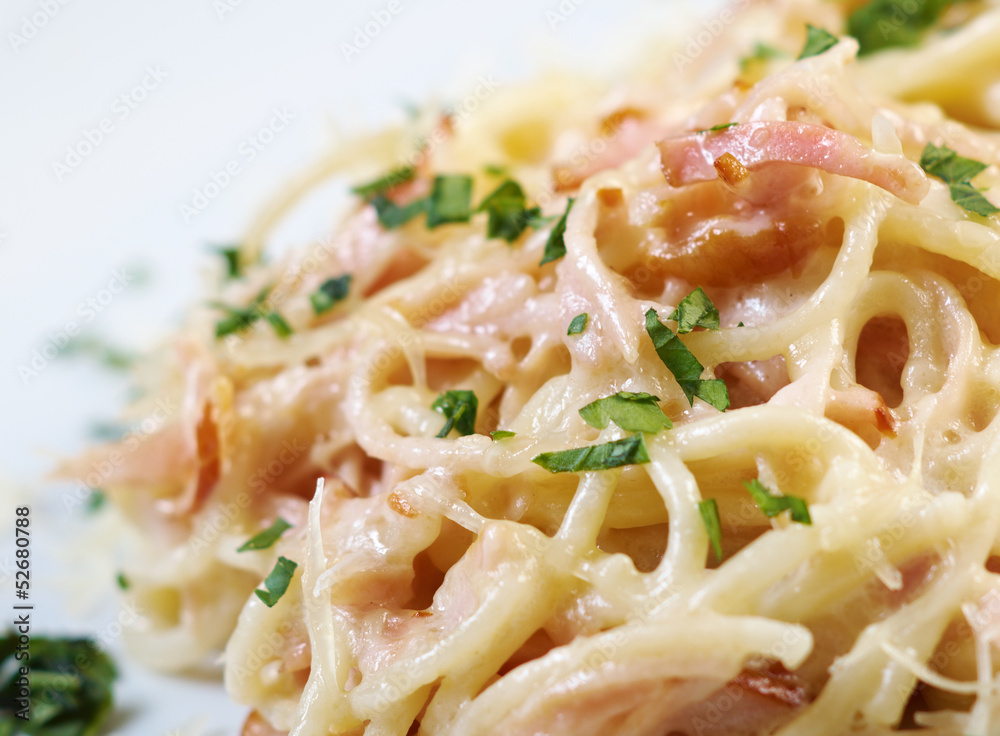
(490, 430, 516, 440)
(920, 143, 998, 216)
(425, 175, 474, 228)
(370, 194, 428, 229)
(310, 274, 352, 315)
(214, 245, 244, 279)
(743, 479, 812, 524)
(116, 573, 130, 590)
(540, 198, 574, 266)
(669, 287, 720, 333)
(848, 0, 964, 56)
(238, 518, 292, 552)
(477, 179, 542, 242)
(698, 499, 723, 560)
(740, 42, 784, 71)
(211, 286, 293, 339)
(432, 390, 478, 438)
(483, 163, 507, 176)
(797, 24, 839, 59)
(644, 308, 730, 411)
(254, 556, 298, 607)
(532, 434, 650, 473)
(948, 181, 1000, 217)
(579, 392, 672, 434)
(85, 490, 107, 514)
(1, 633, 117, 736)
(567, 313, 589, 335)
(697, 122, 738, 134)
(351, 166, 415, 199)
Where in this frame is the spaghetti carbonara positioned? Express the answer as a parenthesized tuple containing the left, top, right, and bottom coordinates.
(68, 0, 1000, 733)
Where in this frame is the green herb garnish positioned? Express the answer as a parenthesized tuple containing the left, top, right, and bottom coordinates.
(310, 274, 352, 315)
(567, 313, 589, 335)
(351, 166, 415, 199)
(490, 430, 516, 440)
(697, 122, 738, 134)
(798, 24, 839, 59)
(698, 499, 723, 560)
(0, 633, 118, 736)
(579, 392, 672, 434)
(211, 286, 292, 339)
(254, 556, 298, 607)
(740, 42, 784, 70)
(644, 308, 729, 411)
(432, 390, 478, 438)
(669, 287, 720, 333)
(370, 194, 428, 229)
(920, 143, 998, 216)
(848, 0, 964, 56)
(540, 198, 574, 266)
(743, 479, 812, 524)
(214, 245, 244, 279)
(85, 490, 107, 514)
(237, 518, 292, 552)
(477, 179, 541, 242)
(116, 573, 129, 590)
(425, 175, 474, 228)
(532, 435, 650, 473)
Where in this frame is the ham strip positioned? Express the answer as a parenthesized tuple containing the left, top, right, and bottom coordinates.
(657, 121, 929, 205)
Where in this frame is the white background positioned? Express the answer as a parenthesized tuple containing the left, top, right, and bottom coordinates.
(1, 1, 723, 734)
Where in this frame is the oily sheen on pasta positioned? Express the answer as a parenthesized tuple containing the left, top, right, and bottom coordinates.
(73, 0, 1000, 733)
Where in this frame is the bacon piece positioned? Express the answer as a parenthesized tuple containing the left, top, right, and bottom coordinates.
(657, 121, 929, 205)
(825, 385, 898, 449)
(553, 115, 665, 192)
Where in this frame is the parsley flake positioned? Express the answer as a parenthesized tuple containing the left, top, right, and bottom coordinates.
(740, 42, 784, 71)
(255, 556, 298, 607)
(351, 166, 415, 199)
(238, 517, 292, 552)
(432, 390, 478, 438)
(477, 179, 541, 242)
(567, 313, 589, 335)
(425, 175, 474, 228)
(579, 392, 672, 434)
(310, 274, 352, 315)
(848, 0, 964, 55)
(669, 287, 720, 333)
(540, 198, 574, 266)
(697, 122, 738, 134)
(116, 573, 130, 590)
(491, 430, 516, 440)
(1, 633, 118, 736)
(698, 499, 724, 560)
(211, 286, 293, 339)
(920, 143, 998, 216)
(214, 245, 244, 279)
(743, 479, 812, 524)
(532, 434, 650, 473)
(798, 24, 839, 59)
(644, 308, 729, 411)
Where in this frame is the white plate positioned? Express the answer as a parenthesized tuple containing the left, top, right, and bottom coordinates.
(2, 1, 725, 733)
